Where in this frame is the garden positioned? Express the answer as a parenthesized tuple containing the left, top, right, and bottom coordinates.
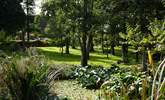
(0, 0, 165, 100)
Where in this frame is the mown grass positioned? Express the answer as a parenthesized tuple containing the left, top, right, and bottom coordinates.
(37, 46, 139, 67)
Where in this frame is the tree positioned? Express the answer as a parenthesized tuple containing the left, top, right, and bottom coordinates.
(41, 0, 99, 66)
(41, 0, 74, 54)
(0, 0, 26, 34)
(148, 19, 165, 60)
(99, 0, 130, 62)
(102, 0, 165, 69)
(22, 0, 35, 42)
(127, 0, 165, 71)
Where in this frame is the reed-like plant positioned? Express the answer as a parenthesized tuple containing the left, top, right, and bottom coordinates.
(151, 58, 165, 100)
(0, 53, 58, 100)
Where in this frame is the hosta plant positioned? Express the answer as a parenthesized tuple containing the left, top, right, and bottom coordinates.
(73, 64, 120, 89)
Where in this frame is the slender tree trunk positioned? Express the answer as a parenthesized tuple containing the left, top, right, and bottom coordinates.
(101, 33, 104, 53)
(106, 44, 109, 59)
(21, 30, 26, 49)
(90, 41, 94, 52)
(136, 51, 139, 62)
(71, 35, 76, 49)
(71, 26, 76, 49)
(71, 38, 76, 49)
(27, 32, 30, 42)
(61, 36, 64, 54)
(142, 50, 147, 71)
(122, 44, 128, 63)
(87, 34, 92, 59)
(26, 0, 30, 42)
(65, 36, 70, 54)
(140, 16, 148, 71)
(89, 36, 94, 52)
(21, 30, 25, 43)
(111, 41, 115, 55)
(135, 47, 139, 62)
(81, 33, 88, 66)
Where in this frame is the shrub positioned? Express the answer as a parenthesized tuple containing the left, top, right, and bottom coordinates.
(73, 64, 120, 89)
(98, 60, 165, 100)
(0, 54, 58, 100)
(100, 71, 153, 99)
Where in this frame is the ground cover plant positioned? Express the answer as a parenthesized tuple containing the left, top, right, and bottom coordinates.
(73, 64, 120, 89)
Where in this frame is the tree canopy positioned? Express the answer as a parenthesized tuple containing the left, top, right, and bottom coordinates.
(0, 0, 26, 34)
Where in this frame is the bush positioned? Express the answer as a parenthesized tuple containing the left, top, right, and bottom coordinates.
(73, 64, 120, 89)
(99, 60, 165, 100)
(0, 54, 58, 100)
(100, 71, 152, 99)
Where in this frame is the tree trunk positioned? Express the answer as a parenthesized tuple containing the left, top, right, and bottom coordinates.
(122, 44, 128, 63)
(27, 31, 30, 42)
(72, 41, 76, 49)
(26, 0, 30, 42)
(135, 51, 139, 62)
(142, 50, 147, 71)
(106, 44, 109, 59)
(21, 30, 26, 49)
(101, 33, 104, 53)
(60, 36, 64, 54)
(86, 34, 92, 59)
(81, 34, 88, 66)
(80, 0, 89, 66)
(65, 36, 70, 54)
(71, 36, 76, 49)
(72, 45, 76, 49)
(21, 30, 25, 43)
(89, 36, 94, 52)
(111, 41, 115, 55)
(90, 42, 94, 52)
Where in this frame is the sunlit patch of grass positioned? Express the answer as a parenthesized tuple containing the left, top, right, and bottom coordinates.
(36, 46, 140, 68)
(37, 47, 123, 67)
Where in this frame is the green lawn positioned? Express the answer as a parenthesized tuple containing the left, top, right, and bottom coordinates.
(37, 47, 138, 67)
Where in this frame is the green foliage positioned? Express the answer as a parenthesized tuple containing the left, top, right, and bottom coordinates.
(0, 31, 6, 42)
(73, 65, 120, 89)
(0, 0, 26, 33)
(100, 72, 152, 99)
(49, 64, 75, 80)
(0, 54, 57, 100)
(148, 19, 165, 51)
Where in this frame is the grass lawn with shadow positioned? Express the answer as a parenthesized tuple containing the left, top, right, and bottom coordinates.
(37, 47, 140, 67)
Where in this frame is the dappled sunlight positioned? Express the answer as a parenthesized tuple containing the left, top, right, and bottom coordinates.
(0, 0, 164, 99)
(37, 47, 123, 67)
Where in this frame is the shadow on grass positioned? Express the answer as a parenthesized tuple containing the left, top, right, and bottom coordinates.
(37, 47, 140, 66)
(38, 49, 81, 62)
(37, 48, 121, 65)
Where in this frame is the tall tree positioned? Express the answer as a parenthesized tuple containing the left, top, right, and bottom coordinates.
(22, 0, 35, 42)
(0, 0, 26, 34)
(118, 0, 165, 70)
